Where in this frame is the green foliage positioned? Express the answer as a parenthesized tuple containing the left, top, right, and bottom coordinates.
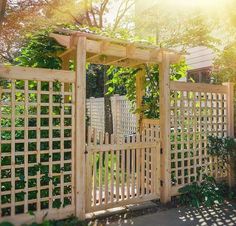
(0, 222, 14, 226)
(207, 136, 236, 195)
(14, 31, 65, 69)
(207, 135, 236, 163)
(107, 60, 187, 118)
(180, 136, 236, 208)
(14, 31, 105, 98)
(212, 41, 236, 84)
(179, 175, 225, 208)
(86, 64, 104, 98)
(106, 66, 138, 110)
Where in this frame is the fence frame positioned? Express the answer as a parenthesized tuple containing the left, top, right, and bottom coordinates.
(223, 82, 235, 187)
(169, 80, 235, 196)
(0, 65, 76, 225)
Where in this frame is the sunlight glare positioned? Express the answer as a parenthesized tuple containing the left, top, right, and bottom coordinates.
(157, 0, 229, 10)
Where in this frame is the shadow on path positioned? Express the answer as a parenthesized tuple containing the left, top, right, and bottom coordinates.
(92, 202, 236, 226)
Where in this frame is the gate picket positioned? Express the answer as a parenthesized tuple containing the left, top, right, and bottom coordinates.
(85, 126, 161, 212)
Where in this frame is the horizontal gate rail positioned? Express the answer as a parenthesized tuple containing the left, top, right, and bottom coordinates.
(87, 143, 158, 152)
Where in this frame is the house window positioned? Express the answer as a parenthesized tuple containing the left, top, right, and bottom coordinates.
(187, 67, 211, 83)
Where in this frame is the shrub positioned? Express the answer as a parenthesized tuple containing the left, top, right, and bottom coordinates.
(179, 175, 225, 207)
(207, 135, 236, 163)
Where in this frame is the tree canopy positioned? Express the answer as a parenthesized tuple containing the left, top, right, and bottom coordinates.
(0, 0, 134, 63)
(3, 0, 235, 121)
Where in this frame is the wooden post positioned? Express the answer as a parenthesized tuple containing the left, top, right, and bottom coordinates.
(112, 94, 119, 136)
(159, 51, 171, 203)
(135, 68, 145, 196)
(61, 54, 70, 103)
(75, 36, 86, 219)
(89, 97, 95, 129)
(223, 82, 235, 187)
(136, 68, 145, 132)
(61, 55, 70, 70)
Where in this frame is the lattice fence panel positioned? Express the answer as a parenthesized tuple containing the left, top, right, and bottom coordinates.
(86, 96, 137, 136)
(86, 97, 104, 132)
(0, 77, 75, 222)
(111, 96, 137, 136)
(169, 82, 229, 194)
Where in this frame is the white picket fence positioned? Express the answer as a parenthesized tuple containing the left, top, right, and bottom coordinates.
(86, 95, 137, 136)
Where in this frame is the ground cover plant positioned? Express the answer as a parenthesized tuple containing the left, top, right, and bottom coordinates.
(179, 136, 236, 207)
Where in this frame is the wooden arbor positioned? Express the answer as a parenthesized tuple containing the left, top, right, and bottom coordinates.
(51, 30, 182, 218)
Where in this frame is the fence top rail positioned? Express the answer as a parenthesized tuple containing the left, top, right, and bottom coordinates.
(86, 142, 159, 152)
(142, 118, 160, 125)
(170, 81, 228, 94)
(0, 65, 75, 83)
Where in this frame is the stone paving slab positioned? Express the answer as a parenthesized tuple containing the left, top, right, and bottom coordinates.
(106, 202, 236, 226)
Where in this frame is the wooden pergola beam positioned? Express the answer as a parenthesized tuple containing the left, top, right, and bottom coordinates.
(50, 33, 183, 66)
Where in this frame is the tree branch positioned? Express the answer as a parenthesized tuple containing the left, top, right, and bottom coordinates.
(43, 0, 83, 25)
(112, 0, 134, 32)
(0, 0, 7, 24)
(99, 0, 109, 28)
(89, 0, 98, 27)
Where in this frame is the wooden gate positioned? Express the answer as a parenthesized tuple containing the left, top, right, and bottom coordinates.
(85, 127, 161, 212)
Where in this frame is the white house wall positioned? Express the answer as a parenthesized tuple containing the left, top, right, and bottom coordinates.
(186, 46, 215, 70)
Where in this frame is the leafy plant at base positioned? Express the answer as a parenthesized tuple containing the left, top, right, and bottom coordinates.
(207, 135, 236, 197)
(179, 136, 236, 208)
(179, 175, 225, 207)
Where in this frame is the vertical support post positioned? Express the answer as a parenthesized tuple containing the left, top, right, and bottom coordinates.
(159, 51, 171, 203)
(112, 94, 118, 136)
(75, 36, 86, 219)
(61, 55, 70, 70)
(61, 55, 70, 103)
(89, 97, 94, 129)
(223, 82, 235, 187)
(136, 68, 145, 132)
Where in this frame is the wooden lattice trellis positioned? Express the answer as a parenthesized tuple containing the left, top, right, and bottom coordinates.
(86, 95, 137, 136)
(0, 67, 75, 223)
(169, 81, 232, 195)
(111, 95, 137, 136)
